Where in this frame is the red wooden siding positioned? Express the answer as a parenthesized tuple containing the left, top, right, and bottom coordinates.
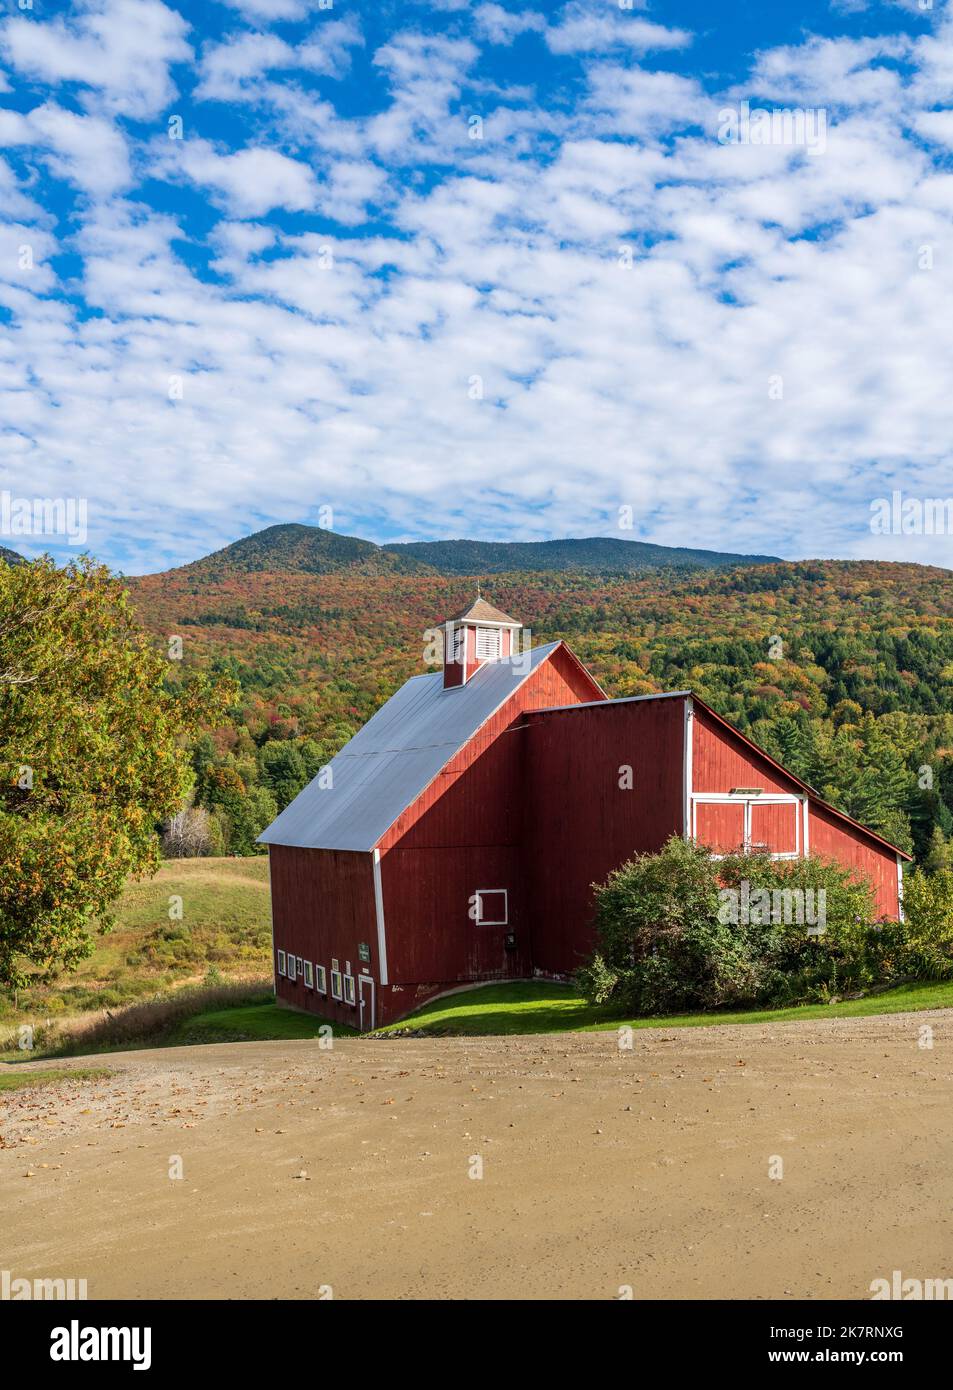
(380, 644, 602, 853)
(692, 706, 793, 796)
(808, 804, 900, 918)
(269, 844, 377, 1029)
(691, 704, 900, 917)
(750, 800, 799, 855)
(695, 800, 746, 854)
(523, 696, 687, 974)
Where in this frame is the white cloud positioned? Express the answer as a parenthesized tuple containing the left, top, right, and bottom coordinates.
(746, 34, 910, 109)
(195, 33, 295, 102)
(297, 16, 364, 76)
(217, 0, 328, 21)
(0, 0, 191, 119)
(152, 138, 318, 216)
(196, 17, 363, 101)
(915, 109, 953, 147)
(546, 1, 691, 56)
(0, 102, 130, 196)
(474, 4, 546, 46)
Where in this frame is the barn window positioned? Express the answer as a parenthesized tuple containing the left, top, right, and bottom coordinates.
(277, 950, 286, 977)
(287, 954, 297, 982)
(475, 626, 501, 660)
(330, 969, 343, 1001)
(474, 888, 508, 925)
(691, 794, 800, 861)
(303, 961, 314, 989)
(315, 965, 327, 994)
(344, 974, 356, 1006)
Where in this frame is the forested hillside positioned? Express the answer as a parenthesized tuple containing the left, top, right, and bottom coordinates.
(179, 522, 780, 579)
(127, 556, 953, 867)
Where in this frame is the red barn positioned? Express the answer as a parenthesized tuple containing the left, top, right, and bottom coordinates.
(260, 599, 910, 1028)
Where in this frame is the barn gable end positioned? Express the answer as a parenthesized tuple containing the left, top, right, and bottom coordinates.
(377, 642, 605, 1000)
(690, 699, 907, 917)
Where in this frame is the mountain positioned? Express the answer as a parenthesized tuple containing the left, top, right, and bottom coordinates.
(0, 544, 23, 565)
(174, 523, 781, 579)
(382, 535, 783, 573)
(183, 524, 421, 577)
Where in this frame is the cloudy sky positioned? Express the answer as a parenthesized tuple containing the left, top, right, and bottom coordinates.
(1, 0, 953, 573)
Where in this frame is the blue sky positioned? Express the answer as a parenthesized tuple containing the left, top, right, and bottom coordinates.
(1, 0, 952, 572)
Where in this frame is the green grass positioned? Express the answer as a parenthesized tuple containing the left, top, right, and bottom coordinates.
(376, 978, 953, 1037)
(0, 1067, 112, 1093)
(170, 1001, 357, 1045)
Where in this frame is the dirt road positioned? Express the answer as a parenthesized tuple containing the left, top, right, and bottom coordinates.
(3, 1009, 952, 1300)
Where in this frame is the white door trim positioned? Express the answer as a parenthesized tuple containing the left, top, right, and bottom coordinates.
(358, 974, 376, 1031)
(682, 697, 694, 840)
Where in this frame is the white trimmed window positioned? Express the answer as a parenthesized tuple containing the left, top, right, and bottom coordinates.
(287, 954, 297, 982)
(277, 950, 286, 977)
(475, 626, 501, 659)
(296, 956, 303, 977)
(330, 969, 343, 1001)
(303, 961, 314, 989)
(315, 965, 327, 995)
(344, 974, 356, 1006)
(474, 889, 508, 925)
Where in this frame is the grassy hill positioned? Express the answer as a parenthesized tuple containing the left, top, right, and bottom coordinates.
(0, 858, 272, 1032)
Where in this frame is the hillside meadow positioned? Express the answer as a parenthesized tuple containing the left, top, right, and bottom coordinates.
(0, 858, 272, 1040)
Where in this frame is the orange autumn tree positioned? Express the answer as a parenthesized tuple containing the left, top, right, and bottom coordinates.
(0, 556, 234, 992)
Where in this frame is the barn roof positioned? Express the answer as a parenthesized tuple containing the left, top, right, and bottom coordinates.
(258, 641, 561, 853)
(449, 596, 520, 625)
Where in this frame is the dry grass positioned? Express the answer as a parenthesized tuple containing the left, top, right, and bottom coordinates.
(48, 978, 273, 1056)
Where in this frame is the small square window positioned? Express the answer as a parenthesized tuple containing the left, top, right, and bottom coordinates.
(315, 965, 327, 995)
(344, 974, 356, 1006)
(303, 961, 314, 989)
(474, 888, 508, 925)
(330, 969, 343, 1001)
(277, 949, 286, 977)
(287, 954, 297, 982)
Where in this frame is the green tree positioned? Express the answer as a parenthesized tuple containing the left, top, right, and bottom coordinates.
(0, 557, 233, 989)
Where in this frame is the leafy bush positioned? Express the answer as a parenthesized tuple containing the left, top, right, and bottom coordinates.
(576, 838, 751, 1014)
(577, 836, 888, 1015)
(900, 868, 953, 978)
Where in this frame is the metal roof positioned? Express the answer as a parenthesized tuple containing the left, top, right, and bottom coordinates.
(449, 597, 520, 625)
(258, 642, 561, 853)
